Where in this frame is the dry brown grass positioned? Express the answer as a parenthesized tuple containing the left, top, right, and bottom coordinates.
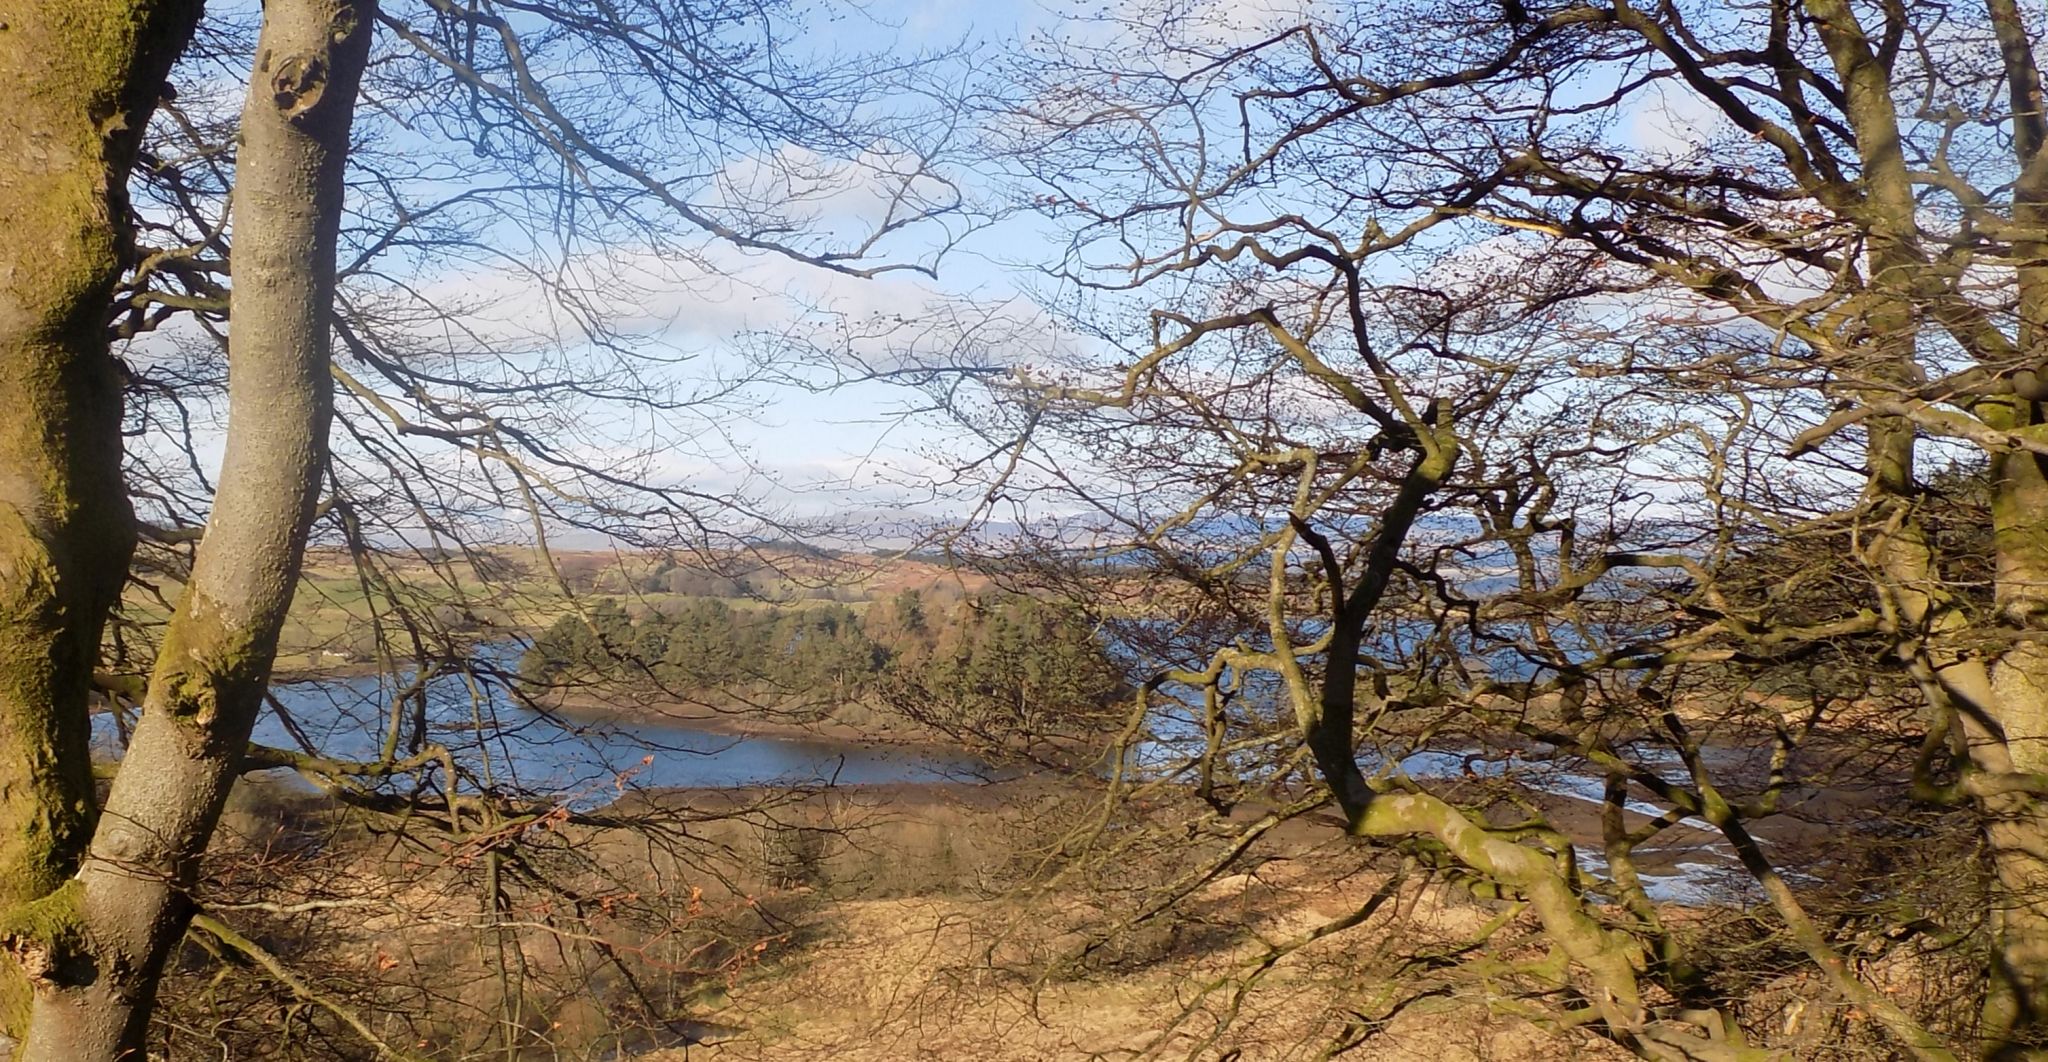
(169, 775, 1956, 1061)
(651, 862, 1637, 1062)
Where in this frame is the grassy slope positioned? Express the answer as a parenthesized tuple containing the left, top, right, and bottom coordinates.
(119, 548, 991, 675)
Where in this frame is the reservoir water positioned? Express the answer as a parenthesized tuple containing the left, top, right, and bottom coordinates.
(96, 644, 999, 795)
(92, 642, 1744, 902)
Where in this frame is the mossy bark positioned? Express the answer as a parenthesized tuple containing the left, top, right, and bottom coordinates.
(1980, 446, 2048, 1057)
(1798, 0, 2048, 1051)
(0, 0, 201, 1036)
(15, 2, 374, 1058)
(1981, 1, 2048, 1042)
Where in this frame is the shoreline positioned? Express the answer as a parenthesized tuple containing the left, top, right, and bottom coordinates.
(251, 662, 1875, 902)
(539, 685, 1118, 769)
(545, 689, 978, 754)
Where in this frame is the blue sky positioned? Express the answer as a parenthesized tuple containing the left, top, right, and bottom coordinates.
(130, 0, 1082, 543)
(134, 0, 1775, 547)
(494, 0, 1073, 527)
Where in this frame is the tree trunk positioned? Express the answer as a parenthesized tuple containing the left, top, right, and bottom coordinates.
(16, 2, 374, 1058)
(1982, 0, 2048, 1044)
(0, 0, 200, 1034)
(1981, 440, 2048, 1057)
(1800, 1, 2048, 1050)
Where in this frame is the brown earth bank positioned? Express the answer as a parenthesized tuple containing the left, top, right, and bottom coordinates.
(548, 689, 959, 751)
(173, 763, 1959, 1061)
(615, 779, 1937, 1061)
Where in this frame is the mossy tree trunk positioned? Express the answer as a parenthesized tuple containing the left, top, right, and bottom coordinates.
(14, 2, 374, 1058)
(1799, 0, 2048, 1051)
(1979, 2, 2048, 1043)
(0, 0, 201, 1035)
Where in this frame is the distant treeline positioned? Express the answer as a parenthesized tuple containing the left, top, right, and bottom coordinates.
(520, 590, 1126, 733)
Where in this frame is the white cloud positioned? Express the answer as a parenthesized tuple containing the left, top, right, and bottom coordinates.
(1626, 78, 1742, 163)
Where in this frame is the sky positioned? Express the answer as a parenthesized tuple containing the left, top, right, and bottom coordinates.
(466, 0, 1375, 530)
(129, 0, 1072, 545)
(132, 0, 1760, 548)
(484, 0, 1063, 533)
(582, 0, 1733, 528)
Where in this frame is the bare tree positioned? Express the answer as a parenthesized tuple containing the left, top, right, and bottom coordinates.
(0, 0, 204, 1036)
(0, 1, 969, 1058)
(845, 0, 2048, 1057)
(21, 1, 380, 1055)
